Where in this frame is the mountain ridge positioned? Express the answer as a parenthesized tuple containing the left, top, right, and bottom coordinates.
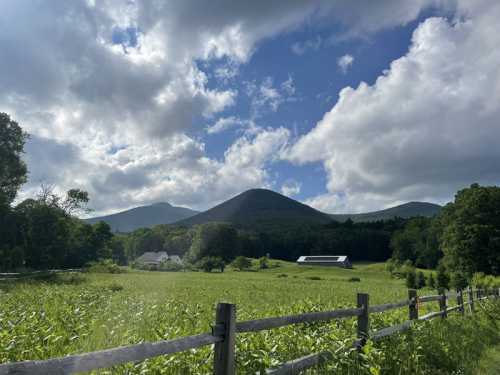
(84, 202, 199, 232)
(329, 201, 442, 223)
(84, 190, 442, 232)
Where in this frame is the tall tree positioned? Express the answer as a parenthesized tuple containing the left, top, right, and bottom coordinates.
(186, 223, 239, 263)
(440, 184, 500, 277)
(0, 113, 28, 205)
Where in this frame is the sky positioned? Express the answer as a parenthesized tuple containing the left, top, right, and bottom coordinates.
(1, 0, 500, 216)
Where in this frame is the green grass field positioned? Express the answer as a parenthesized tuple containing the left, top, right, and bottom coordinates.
(0, 261, 499, 374)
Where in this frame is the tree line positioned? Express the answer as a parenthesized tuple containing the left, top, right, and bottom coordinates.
(0, 113, 116, 271)
(389, 183, 500, 288)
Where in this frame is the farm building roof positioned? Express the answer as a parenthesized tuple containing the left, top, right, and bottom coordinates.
(296, 255, 349, 263)
(135, 251, 169, 264)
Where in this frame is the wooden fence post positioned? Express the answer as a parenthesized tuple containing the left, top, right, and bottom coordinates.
(468, 286, 474, 313)
(408, 289, 418, 320)
(214, 303, 236, 375)
(456, 290, 464, 315)
(438, 289, 447, 319)
(357, 293, 370, 349)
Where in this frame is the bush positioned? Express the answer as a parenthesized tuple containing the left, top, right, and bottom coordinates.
(277, 273, 288, 278)
(197, 256, 225, 272)
(416, 271, 426, 289)
(406, 267, 417, 289)
(450, 270, 468, 290)
(347, 277, 361, 282)
(86, 259, 124, 274)
(106, 282, 124, 292)
(472, 272, 500, 290)
(258, 256, 269, 269)
(159, 260, 184, 272)
(427, 273, 436, 289)
(436, 263, 450, 290)
(231, 256, 252, 271)
(306, 276, 322, 281)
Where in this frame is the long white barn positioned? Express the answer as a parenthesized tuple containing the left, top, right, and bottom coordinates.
(296, 255, 352, 268)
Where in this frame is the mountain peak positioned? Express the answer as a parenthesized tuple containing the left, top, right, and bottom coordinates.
(150, 202, 172, 208)
(175, 188, 331, 227)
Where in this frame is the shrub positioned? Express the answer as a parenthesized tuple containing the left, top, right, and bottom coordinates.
(427, 273, 436, 289)
(277, 273, 288, 278)
(450, 270, 468, 290)
(436, 263, 450, 290)
(347, 277, 361, 282)
(159, 260, 184, 272)
(258, 256, 269, 269)
(86, 259, 124, 274)
(106, 282, 124, 292)
(306, 276, 322, 281)
(197, 256, 225, 272)
(472, 272, 500, 290)
(416, 271, 426, 289)
(406, 267, 417, 289)
(231, 256, 252, 271)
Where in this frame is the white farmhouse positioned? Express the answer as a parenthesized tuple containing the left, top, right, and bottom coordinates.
(135, 251, 183, 267)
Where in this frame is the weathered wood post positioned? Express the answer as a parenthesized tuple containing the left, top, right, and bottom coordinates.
(214, 303, 236, 375)
(408, 289, 418, 320)
(468, 286, 474, 313)
(438, 289, 447, 318)
(457, 290, 464, 315)
(357, 293, 369, 349)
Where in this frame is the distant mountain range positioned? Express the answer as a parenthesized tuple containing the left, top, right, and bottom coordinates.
(329, 201, 442, 223)
(84, 189, 442, 232)
(84, 202, 199, 232)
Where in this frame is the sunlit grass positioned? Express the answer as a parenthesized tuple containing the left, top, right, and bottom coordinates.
(0, 262, 498, 374)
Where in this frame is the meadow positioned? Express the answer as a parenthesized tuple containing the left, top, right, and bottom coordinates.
(0, 262, 499, 374)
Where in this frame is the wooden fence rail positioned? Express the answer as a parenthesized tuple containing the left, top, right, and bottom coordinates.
(0, 287, 498, 375)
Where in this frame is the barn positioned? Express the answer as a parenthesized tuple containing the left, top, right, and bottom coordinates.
(296, 255, 352, 268)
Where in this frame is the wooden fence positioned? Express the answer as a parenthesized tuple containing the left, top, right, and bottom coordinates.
(0, 287, 498, 375)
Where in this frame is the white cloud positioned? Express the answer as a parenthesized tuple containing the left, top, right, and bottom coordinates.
(1, 0, 452, 213)
(246, 76, 297, 116)
(206, 116, 251, 134)
(289, 1, 500, 213)
(281, 76, 296, 96)
(291, 36, 322, 55)
(281, 179, 301, 197)
(337, 54, 354, 73)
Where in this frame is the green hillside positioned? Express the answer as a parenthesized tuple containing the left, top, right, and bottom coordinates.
(175, 188, 331, 227)
(329, 201, 442, 223)
(85, 202, 199, 232)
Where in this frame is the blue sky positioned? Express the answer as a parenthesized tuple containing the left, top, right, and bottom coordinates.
(2, 1, 500, 216)
(192, 7, 447, 203)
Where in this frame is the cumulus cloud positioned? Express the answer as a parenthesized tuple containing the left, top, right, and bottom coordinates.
(281, 179, 302, 197)
(337, 54, 354, 73)
(1, 0, 448, 214)
(245, 76, 297, 116)
(288, 0, 500, 213)
(206, 116, 252, 134)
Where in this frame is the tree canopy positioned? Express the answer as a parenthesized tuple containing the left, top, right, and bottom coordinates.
(440, 184, 500, 277)
(0, 113, 28, 205)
